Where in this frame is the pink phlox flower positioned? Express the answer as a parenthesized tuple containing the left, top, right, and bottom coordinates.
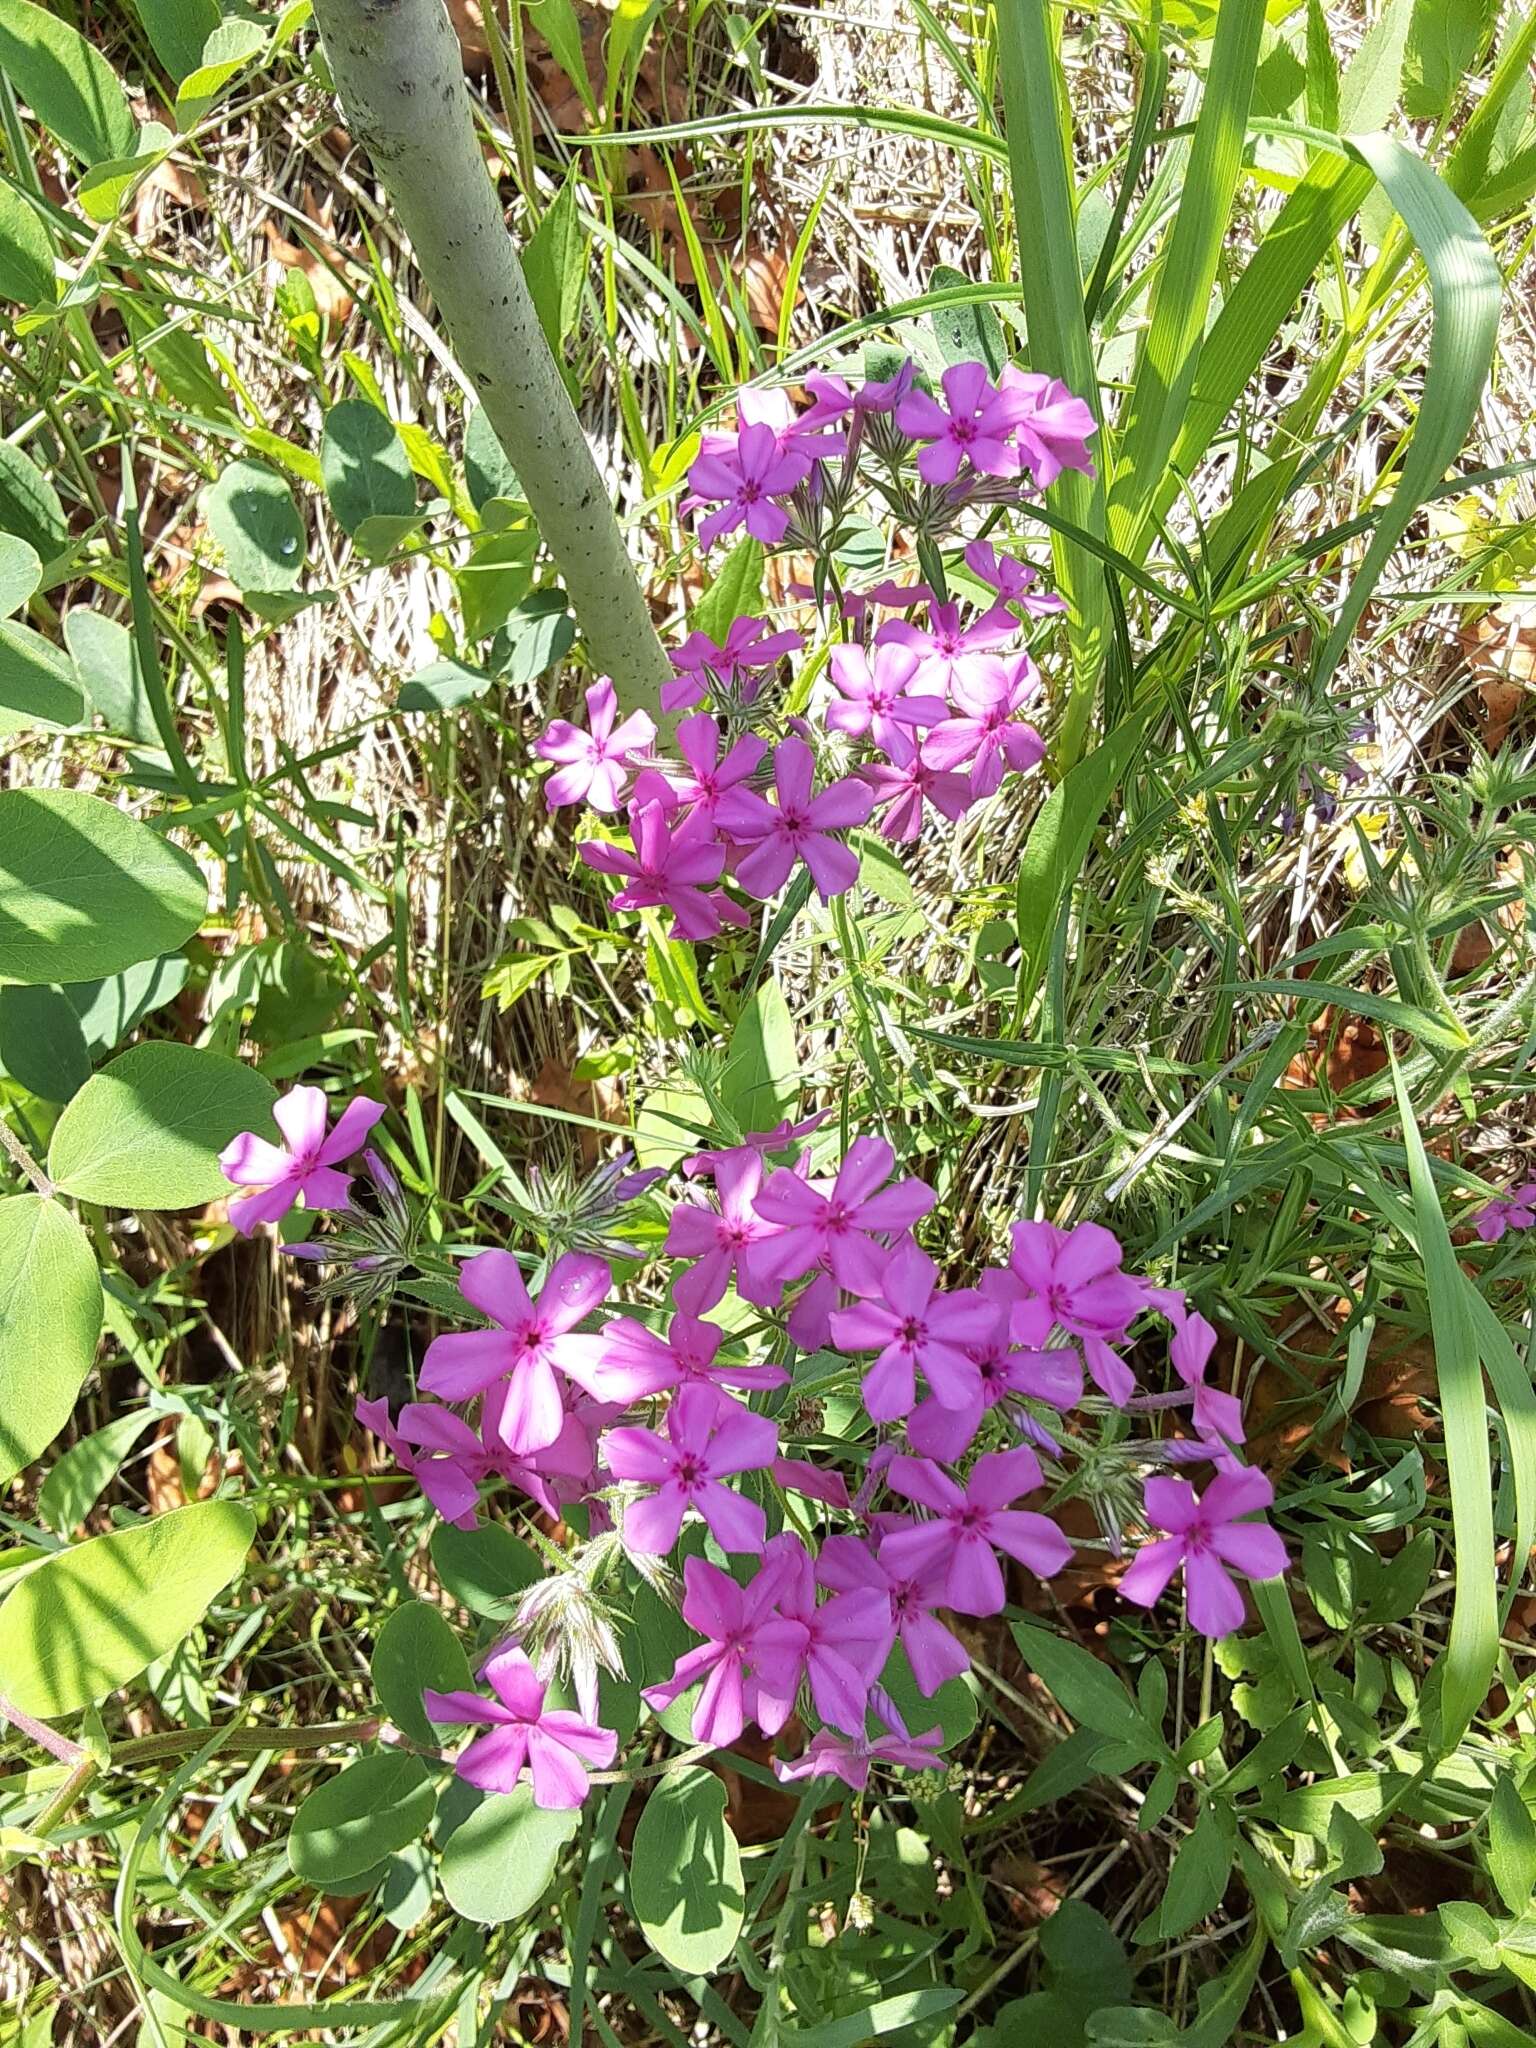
(1004, 1219, 1148, 1407)
(419, 1249, 611, 1456)
(724, 386, 845, 464)
(688, 421, 812, 550)
(715, 735, 875, 902)
(392, 1403, 501, 1527)
(641, 1551, 810, 1748)
(579, 800, 742, 942)
(1119, 1469, 1287, 1637)
(221, 1088, 385, 1236)
(1168, 1307, 1245, 1447)
(773, 1687, 944, 1788)
(604, 1382, 778, 1555)
(875, 599, 1017, 697)
(666, 1148, 787, 1313)
(921, 653, 1044, 797)
(759, 1534, 894, 1735)
(963, 540, 1065, 615)
(533, 677, 655, 813)
(754, 1135, 936, 1295)
(907, 1272, 1082, 1461)
(826, 641, 946, 753)
(492, 1388, 624, 1522)
(817, 1531, 970, 1696)
(1474, 1181, 1536, 1243)
(881, 1448, 1071, 1616)
(424, 1642, 617, 1809)
(859, 727, 975, 843)
(999, 367, 1097, 489)
(802, 363, 914, 428)
(654, 715, 769, 823)
(681, 1111, 830, 1179)
(829, 1236, 991, 1422)
(666, 616, 802, 712)
(895, 361, 1027, 484)
(601, 1310, 788, 1393)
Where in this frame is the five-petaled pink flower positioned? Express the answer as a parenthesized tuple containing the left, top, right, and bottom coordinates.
(604, 1383, 778, 1554)
(579, 801, 741, 942)
(688, 422, 810, 550)
(774, 1690, 944, 1789)
(642, 1552, 809, 1749)
(666, 616, 802, 712)
(825, 641, 945, 753)
(830, 1238, 992, 1420)
(419, 1250, 611, 1456)
(425, 1643, 617, 1808)
(881, 1448, 1072, 1615)
(1119, 1470, 1286, 1637)
(666, 1148, 787, 1313)
(921, 653, 1044, 797)
(1005, 1219, 1148, 1406)
(221, 1087, 385, 1236)
(859, 729, 974, 843)
(817, 1531, 971, 1696)
(1000, 367, 1098, 489)
(1475, 1182, 1536, 1243)
(906, 1273, 1082, 1462)
(649, 715, 768, 824)
(876, 600, 1017, 698)
(963, 540, 1065, 616)
(600, 1311, 789, 1393)
(896, 362, 1028, 484)
(763, 1533, 894, 1734)
(717, 737, 876, 902)
(533, 677, 655, 812)
(753, 1135, 935, 1296)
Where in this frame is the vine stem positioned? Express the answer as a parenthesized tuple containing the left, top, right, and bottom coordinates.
(307, 0, 672, 724)
(0, 1118, 53, 1197)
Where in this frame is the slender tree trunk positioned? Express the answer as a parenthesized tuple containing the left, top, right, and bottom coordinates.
(310, 0, 671, 721)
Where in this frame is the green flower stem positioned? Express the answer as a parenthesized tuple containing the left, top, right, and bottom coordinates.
(308, 0, 671, 723)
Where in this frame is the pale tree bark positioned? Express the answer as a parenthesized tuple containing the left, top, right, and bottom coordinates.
(310, 0, 671, 721)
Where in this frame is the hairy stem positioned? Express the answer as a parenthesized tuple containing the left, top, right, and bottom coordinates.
(309, 0, 671, 722)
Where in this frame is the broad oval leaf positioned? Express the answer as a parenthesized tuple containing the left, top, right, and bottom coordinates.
(63, 610, 158, 746)
(63, 954, 189, 1057)
(720, 979, 799, 1135)
(0, 184, 52, 307)
(204, 459, 305, 593)
(429, 1520, 541, 1616)
(0, 440, 67, 562)
(0, 1194, 102, 1486)
(371, 1601, 474, 1747)
(0, 1499, 254, 1716)
(288, 1751, 435, 1886)
(438, 1784, 579, 1924)
(48, 1043, 277, 1210)
(0, 533, 41, 617)
(321, 401, 415, 539)
(0, 0, 136, 164)
(0, 620, 85, 735)
(0, 983, 91, 1101)
(629, 1765, 744, 1975)
(0, 790, 205, 984)
(37, 1409, 160, 1533)
(129, 0, 220, 80)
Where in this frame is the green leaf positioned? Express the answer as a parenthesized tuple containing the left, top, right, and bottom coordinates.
(689, 536, 763, 645)
(129, 0, 220, 80)
(0, 790, 205, 984)
(1011, 1621, 1157, 1746)
(1014, 715, 1147, 1024)
(784, 1990, 964, 2048)
(321, 401, 416, 541)
(928, 260, 1005, 375)
(438, 1784, 579, 1923)
(48, 1043, 277, 1210)
(398, 656, 493, 714)
(0, 983, 90, 1101)
(75, 132, 171, 226)
(0, 0, 135, 163)
(482, 950, 560, 1011)
(460, 527, 538, 642)
(63, 609, 159, 746)
(38, 1410, 160, 1533)
(63, 955, 189, 1057)
(0, 1194, 101, 1487)
(629, 1765, 744, 1974)
(525, 0, 596, 118)
(634, 1078, 712, 1171)
(878, 1638, 976, 1750)
(0, 534, 40, 617)
(430, 1520, 541, 1615)
(498, 591, 575, 685)
(176, 19, 267, 111)
(464, 405, 521, 510)
(0, 440, 66, 562)
(522, 171, 584, 353)
(204, 460, 305, 593)
(0, 184, 52, 306)
(1405, 0, 1495, 120)
(1151, 1805, 1234, 1940)
(0, 1500, 254, 1716)
(0, 620, 85, 735)
(1390, 1054, 1495, 1751)
(719, 979, 798, 1135)
(1488, 1772, 1536, 1915)
(371, 1602, 474, 1747)
(288, 1752, 435, 1886)
(1340, 0, 1414, 128)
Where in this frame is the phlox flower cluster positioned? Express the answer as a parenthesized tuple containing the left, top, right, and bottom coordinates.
(1474, 1181, 1536, 1244)
(222, 1090, 1289, 1813)
(531, 357, 1093, 936)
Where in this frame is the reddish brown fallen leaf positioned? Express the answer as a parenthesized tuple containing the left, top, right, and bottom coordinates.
(263, 185, 355, 323)
(1461, 604, 1536, 751)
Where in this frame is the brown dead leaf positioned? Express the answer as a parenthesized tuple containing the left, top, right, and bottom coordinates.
(1460, 603, 1536, 750)
(145, 1421, 227, 1516)
(447, 0, 493, 71)
(131, 155, 206, 243)
(263, 185, 355, 323)
(990, 1850, 1067, 1927)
